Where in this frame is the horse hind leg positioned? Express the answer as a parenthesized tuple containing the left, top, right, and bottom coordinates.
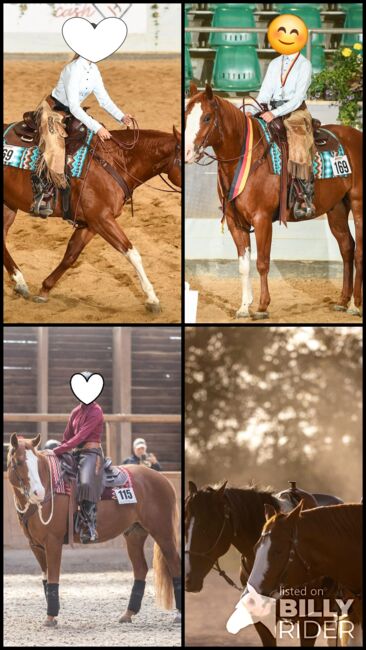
(327, 201, 355, 311)
(3, 204, 31, 298)
(119, 524, 149, 624)
(347, 194, 362, 316)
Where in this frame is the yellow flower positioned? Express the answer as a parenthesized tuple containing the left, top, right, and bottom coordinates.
(342, 48, 352, 57)
(353, 43, 362, 51)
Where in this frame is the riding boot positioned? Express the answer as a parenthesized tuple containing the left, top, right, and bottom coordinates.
(30, 173, 54, 217)
(293, 175, 316, 219)
(79, 500, 98, 544)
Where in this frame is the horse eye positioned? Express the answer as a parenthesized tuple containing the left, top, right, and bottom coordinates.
(203, 114, 211, 123)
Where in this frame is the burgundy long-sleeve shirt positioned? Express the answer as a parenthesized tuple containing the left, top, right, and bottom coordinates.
(53, 402, 104, 456)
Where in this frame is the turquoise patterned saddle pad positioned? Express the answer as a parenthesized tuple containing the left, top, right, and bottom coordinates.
(256, 118, 351, 180)
(3, 123, 94, 178)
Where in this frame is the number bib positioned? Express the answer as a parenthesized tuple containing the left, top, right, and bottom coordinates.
(3, 144, 22, 164)
(113, 486, 137, 504)
(331, 155, 351, 177)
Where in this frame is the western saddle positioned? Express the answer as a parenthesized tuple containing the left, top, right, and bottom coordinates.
(6, 108, 93, 157)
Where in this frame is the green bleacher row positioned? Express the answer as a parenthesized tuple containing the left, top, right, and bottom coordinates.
(185, 4, 363, 92)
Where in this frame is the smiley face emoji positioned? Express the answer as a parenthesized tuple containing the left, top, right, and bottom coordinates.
(267, 14, 308, 55)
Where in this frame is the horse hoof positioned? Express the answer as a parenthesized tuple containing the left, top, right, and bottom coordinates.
(333, 304, 347, 312)
(119, 614, 133, 624)
(44, 618, 58, 627)
(14, 285, 31, 299)
(173, 612, 182, 625)
(236, 310, 251, 319)
(145, 301, 161, 314)
(347, 307, 362, 316)
(33, 295, 48, 303)
(252, 311, 269, 320)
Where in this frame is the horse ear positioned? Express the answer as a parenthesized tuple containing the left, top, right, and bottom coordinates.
(172, 125, 181, 144)
(216, 480, 227, 499)
(287, 499, 304, 521)
(189, 81, 198, 97)
(10, 433, 18, 450)
(188, 481, 198, 495)
(205, 83, 213, 100)
(32, 433, 41, 449)
(264, 503, 277, 521)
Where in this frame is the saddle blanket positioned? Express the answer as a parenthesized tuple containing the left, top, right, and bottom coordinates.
(3, 123, 94, 178)
(256, 118, 351, 180)
(45, 451, 133, 501)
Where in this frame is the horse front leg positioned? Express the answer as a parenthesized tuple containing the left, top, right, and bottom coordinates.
(34, 227, 95, 302)
(44, 535, 63, 627)
(327, 201, 355, 310)
(226, 213, 253, 318)
(253, 215, 272, 319)
(119, 524, 149, 624)
(92, 214, 161, 313)
(3, 204, 31, 298)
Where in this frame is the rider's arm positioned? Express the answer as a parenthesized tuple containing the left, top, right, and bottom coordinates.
(53, 405, 103, 456)
(63, 64, 103, 134)
(93, 68, 125, 123)
(256, 59, 276, 106)
(271, 58, 312, 118)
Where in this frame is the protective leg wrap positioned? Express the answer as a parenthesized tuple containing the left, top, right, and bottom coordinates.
(42, 579, 48, 600)
(127, 579, 146, 614)
(173, 576, 182, 611)
(47, 583, 60, 617)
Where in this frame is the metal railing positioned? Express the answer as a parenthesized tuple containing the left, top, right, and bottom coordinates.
(185, 27, 362, 59)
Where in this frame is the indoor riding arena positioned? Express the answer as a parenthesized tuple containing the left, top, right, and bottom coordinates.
(4, 4, 181, 324)
(185, 3, 362, 324)
(4, 326, 182, 646)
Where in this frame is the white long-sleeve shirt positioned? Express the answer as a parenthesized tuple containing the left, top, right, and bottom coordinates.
(256, 53, 312, 118)
(52, 56, 125, 133)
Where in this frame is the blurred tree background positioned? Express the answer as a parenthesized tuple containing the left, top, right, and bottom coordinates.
(185, 326, 362, 502)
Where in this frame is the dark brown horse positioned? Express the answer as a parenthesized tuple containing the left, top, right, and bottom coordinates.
(185, 481, 344, 646)
(7, 434, 181, 627)
(4, 126, 181, 312)
(245, 501, 362, 644)
(185, 83, 362, 319)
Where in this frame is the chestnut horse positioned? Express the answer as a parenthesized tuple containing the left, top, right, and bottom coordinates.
(185, 83, 362, 319)
(7, 434, 181, 627)
(4, 126, 181, 312)
(245, 501, 362, 645)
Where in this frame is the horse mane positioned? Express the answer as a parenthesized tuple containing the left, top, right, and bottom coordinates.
(110, 129, 174, 153)
(215, 95, 246, 140)
(264, 503, 361, 539)
(223, 484, 280, 540)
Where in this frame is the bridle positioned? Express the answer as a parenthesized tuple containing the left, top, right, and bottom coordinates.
(8, 447, 55, 525)
(257, 524, 311, 594)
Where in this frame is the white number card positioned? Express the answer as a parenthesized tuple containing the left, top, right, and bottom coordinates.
(331, 155, 351, 177)
(113, 486, 137, 504)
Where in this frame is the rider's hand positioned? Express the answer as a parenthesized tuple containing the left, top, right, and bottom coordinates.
(149, 453, 158, 464)
(122, 114, 134, 127)
(260, 111, 275, 123)
(97, 126, 112, 141)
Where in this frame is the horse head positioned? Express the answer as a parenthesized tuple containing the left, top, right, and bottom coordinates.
(185, 82, 221, 163)
(244, 500, 306, 612)
(168, 125, 182, 188)
(7, 433, 45, 504)
(185, 480, 231, 593)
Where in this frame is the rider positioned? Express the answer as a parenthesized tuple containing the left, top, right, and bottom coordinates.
(257, 14, 316, 218)
(31, 40, 134, 218)
(122, 437, 162, 471)
(52, 371, 104, 543)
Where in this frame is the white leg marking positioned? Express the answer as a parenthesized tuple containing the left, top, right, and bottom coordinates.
(26, 450, 45, 502)
(125, 247, 159, 305)
(236, 247, 253, 317)
(42, 572, 47, 580)
(185, 103, 203, 163)
(185, 517, 195, 575)
(347, 297, 362, 316)
(12, 269, 30, 296)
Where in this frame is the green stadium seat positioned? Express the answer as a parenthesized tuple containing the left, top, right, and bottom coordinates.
(209, 4, 257, 10)
(213, 45, 262, 92)
(273, 4, 321, 11)
(209, 6, 258, 47)
(339, 3, 363, 13)
(273, 7, 324, 46)
(185, 12, 192, 46)
(309, 45, 325, 74)
(341, 5, 363, 45)
(185, 47, 193, 92)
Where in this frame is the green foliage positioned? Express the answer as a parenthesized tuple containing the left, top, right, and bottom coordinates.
(309, 45, 363, 128)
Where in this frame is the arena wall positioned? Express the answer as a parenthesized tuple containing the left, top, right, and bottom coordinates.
(4, 3, 181, 54)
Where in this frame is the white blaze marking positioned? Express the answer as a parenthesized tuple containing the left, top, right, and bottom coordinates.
(237, 247, 253, 315)
(185, 103, 203, 163)
(125, 247, 159, 305)
(12, 269, 29, 291)
(185, 517, 195, 575)
(25, 450, 45, 501)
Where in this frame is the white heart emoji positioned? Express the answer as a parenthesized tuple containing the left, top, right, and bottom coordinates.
(70, 373, 104, 404)
(62, 17, 128, 63)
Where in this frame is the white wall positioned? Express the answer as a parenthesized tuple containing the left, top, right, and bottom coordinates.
(4, 3, 181, 53)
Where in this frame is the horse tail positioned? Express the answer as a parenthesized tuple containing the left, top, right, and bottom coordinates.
(153, 500, 179, 610)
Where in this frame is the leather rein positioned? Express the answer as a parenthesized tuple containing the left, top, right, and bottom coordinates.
(258, 525, 312, 593)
